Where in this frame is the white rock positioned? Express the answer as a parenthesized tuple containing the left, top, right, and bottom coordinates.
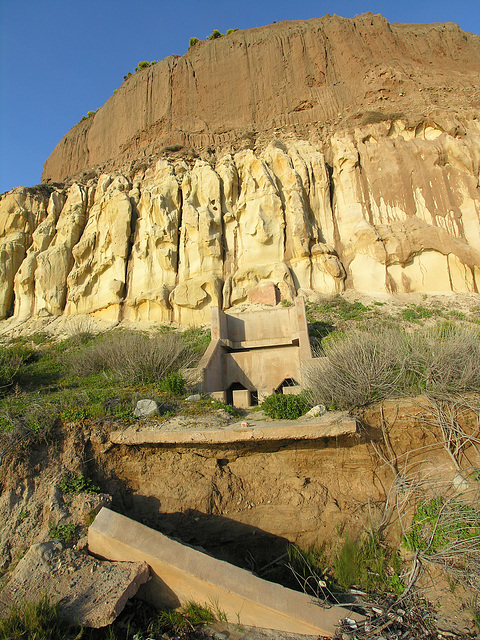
(133, 399, 159, 417)
(305, 405, 327, 418)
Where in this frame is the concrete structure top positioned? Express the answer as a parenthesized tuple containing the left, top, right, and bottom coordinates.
(110, 412, 357, 446)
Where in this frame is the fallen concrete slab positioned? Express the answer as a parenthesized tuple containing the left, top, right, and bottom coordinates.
(110, 412, 357, 446)
(88, 508, 363, 637)
(0, 540, 149, 627)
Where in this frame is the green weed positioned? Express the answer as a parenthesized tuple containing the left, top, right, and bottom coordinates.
(58, 473, 100, 495)
(262, 393, 309, 420)
(49, 523, 78, 543)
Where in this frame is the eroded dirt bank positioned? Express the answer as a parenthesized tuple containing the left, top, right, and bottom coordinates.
(0, 398, 479, 634)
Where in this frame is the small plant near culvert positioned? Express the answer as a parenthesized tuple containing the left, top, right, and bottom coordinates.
(158, 371, 186, 396)
(262, 393, 309, 419)
(58, 473, 99, 495)
(0, 594, 81, 640)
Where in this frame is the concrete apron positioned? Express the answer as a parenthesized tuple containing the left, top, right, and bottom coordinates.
(109, 412, 357, 446)
(88, 508, 364, 637)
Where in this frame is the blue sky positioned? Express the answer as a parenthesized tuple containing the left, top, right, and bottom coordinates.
(1, 0, 479, 194)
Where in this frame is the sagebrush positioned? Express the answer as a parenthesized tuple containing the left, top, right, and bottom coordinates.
(304, 325, 480, 409)
(62, 330, 195, 384)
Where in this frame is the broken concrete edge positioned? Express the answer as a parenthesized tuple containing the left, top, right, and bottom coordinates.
(0, 540, 150, 628)
(88, 508, 364, 637)
(109, 414, 357, 446)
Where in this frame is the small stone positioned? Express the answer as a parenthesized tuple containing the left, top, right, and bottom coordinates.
(305, 404, 327, 418)
(133, 399, 159, 418)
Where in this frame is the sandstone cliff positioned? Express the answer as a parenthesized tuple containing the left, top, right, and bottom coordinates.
(1, 13, 480, 325)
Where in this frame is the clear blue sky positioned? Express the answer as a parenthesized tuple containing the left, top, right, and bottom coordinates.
(1, 0, 479, 194)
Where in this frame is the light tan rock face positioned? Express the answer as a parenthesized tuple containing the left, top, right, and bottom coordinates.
(2, 123, 480, 325)
(65, 175, 132, 321)
(0, 188, 49, 318)
(2, 15, 480, 325)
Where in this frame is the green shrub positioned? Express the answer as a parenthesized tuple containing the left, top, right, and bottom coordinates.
(189, 36, 199, 48)
(159, 371, 186, 396)
(226, 28, 239, 34)
(0, 347, 27, 390)
(0, 395, 57, 437)
(0, 594, 80, 640)
(58, 473, 99, 494)
(208, 29, 223, 40)
(80, 108, 99, 122)
(262, 393, 309, 420)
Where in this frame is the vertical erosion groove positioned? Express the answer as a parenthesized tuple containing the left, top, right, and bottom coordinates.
(122, 186, 140, 312)
(175, 183, 184, 287)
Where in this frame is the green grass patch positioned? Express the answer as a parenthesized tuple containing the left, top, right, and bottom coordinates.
(262, 393, 309, 420)
(404, 496, 480, 555)
(154, 600, 225, 634)
(0, 594, 80, 640)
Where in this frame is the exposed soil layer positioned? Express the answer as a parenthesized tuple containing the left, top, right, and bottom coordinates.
(0, 398, 479, 635)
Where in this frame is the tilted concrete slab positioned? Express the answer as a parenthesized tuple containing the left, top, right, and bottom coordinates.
(88, 508, 363, 637)
(110, 412, 357, 446)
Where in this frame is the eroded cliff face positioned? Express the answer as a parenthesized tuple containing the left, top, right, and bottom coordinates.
(1, 14, 479, 325)
(40, 13, 480, 184)
(1, 118, 479, 325)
